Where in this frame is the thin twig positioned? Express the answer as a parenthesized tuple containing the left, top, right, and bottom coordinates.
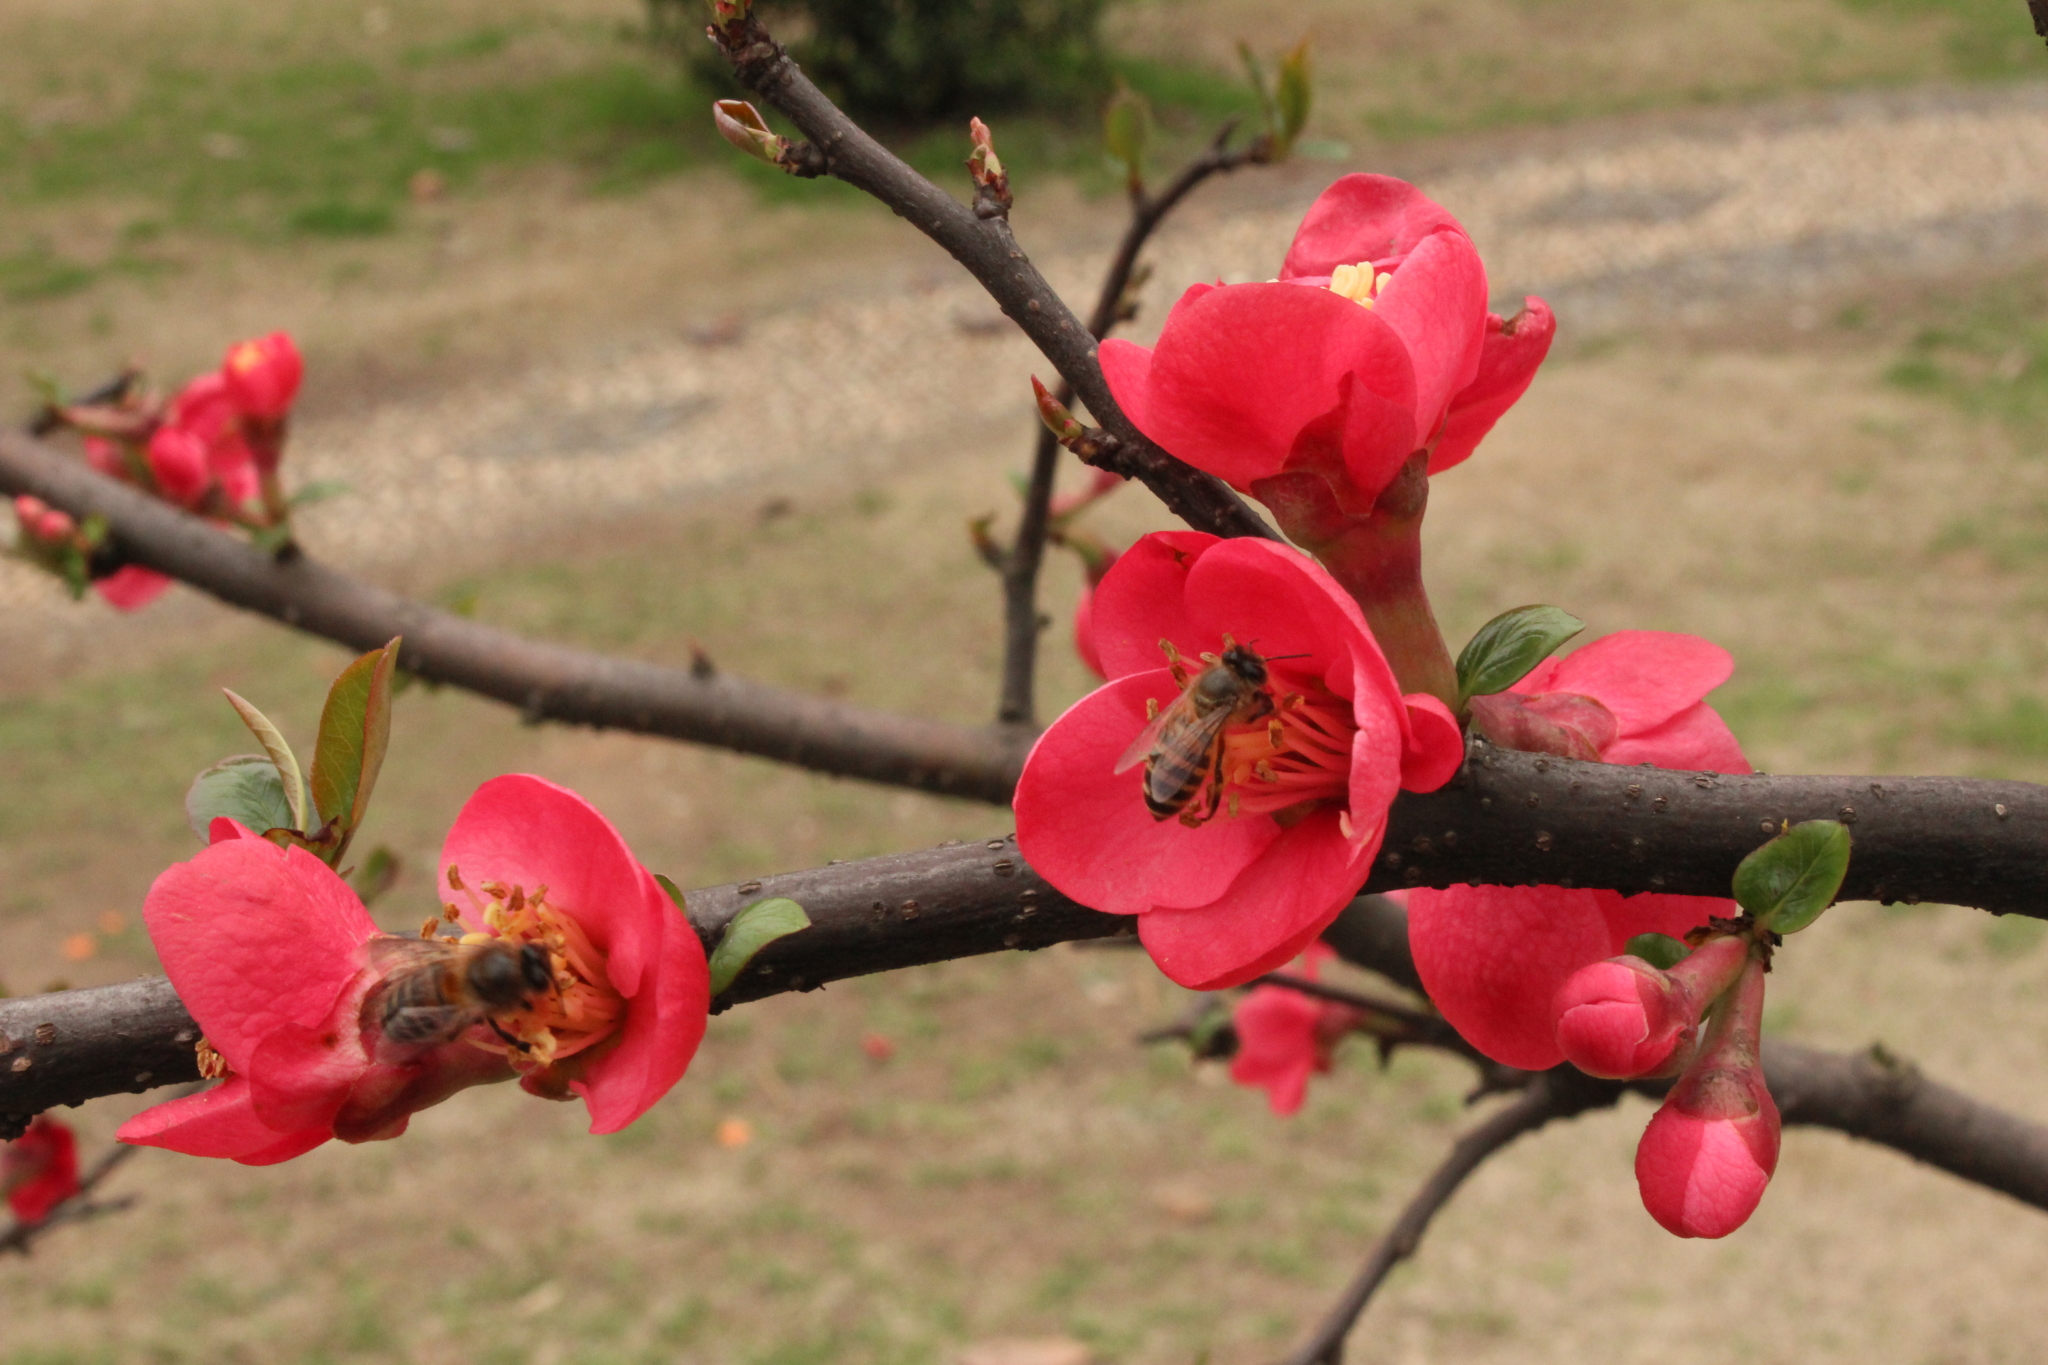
(997, 120, 1272, 725)
(1275, 1073, 1605, 1365)
(710, 12, 1279, 545)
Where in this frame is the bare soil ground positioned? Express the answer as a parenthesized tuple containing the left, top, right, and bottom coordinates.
(10, 4, 2048, 1363)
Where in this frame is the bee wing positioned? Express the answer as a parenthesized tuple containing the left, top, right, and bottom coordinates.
(1115, 692, 1189, 773)
(1141, 704, 1235, 808)
(375, 1003, 481, 1053)
(364, 935, 458, 970)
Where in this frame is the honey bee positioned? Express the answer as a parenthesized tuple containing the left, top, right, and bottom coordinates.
(359, 936, 554, 1056)
(1117, 641, 1291, 824)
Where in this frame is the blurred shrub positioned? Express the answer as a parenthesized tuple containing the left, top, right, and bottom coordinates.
(648, 0, 1112, 122)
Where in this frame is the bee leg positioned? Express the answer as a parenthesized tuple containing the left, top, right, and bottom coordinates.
(488, 1019, 533, 1054)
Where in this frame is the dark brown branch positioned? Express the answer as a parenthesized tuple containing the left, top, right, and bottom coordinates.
(0, 428, 1028, 802)
(1373, 740, 2048, 916)
(1276, 1072, 1611, 1365)
(710, 13, 1279, 545)
(997, 121, 1273, 726)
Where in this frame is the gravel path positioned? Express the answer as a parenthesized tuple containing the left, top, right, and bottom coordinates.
(11, 80, 2048, 648)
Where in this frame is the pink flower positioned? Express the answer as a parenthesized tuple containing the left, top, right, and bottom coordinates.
(1408, 632, 1749, 1070)
(94, 566, 172, 612)
(1552, 934, 1750, 1080)
(118, 776, 709, 1163)
(1016, 532, 1463, 990)
(1635, 954, 1779, 1238)
(1099, 174, 1552, 510)
(146, 425, 213, 508)
(221, 331, 304, 421)
(1229, 945, 1359, 1115)
(167, 373, 260, 505)
(82, 436, 128, 480)
(3, 1116, 81, 1223)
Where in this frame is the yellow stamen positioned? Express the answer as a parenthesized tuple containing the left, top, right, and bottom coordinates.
(1328, 262, 1390, 309)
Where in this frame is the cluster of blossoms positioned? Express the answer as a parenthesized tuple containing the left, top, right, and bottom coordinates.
(120, 776, 709, 1161)
(12, 332, 304, 611)
(1022, 175, 1785, 1237)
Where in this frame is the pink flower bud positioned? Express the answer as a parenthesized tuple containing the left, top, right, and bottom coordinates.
(221, 332, 303, 419)
(14, 494, 74, 544)
(1468, 690, 1617, 761)
(1634, 955, 1779, 1238)
(1553, 934, 1750, 1079)
(1553, 957, 1693, 1079)
(147, 425, 213, 507)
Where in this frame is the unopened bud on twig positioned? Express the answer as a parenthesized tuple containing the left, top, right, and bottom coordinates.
(1031, 377, 1085, 445)
(706, 0, 752, 22)
(967, 117, 1011, 213)
(713, 100, 785, 166)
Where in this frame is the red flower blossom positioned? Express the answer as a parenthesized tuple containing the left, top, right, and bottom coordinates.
(93, 566, 173, 612)
(12, 495, 171, 612)
(222, 331, 304, 422)
(1016, 532, 1462, 990)
(1099, 174, 1552, 509)
(1229, 945, 1360, 1115)
(3, 1116, 81, 1224)
(1408, 632, 1748, 1070)
(145, 425, 213, 508)
(166, 372, 260, 506)
(1635, 952, 1779, 1238)
(118, 776, 709, 1163)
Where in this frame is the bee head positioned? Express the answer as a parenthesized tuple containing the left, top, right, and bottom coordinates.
(1220, 644, 1269, 687)
(518, 943, 553, 994)
(469, 941, 555, 1009)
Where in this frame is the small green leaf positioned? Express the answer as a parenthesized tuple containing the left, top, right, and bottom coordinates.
(1102, 84, 1152, 182)
(1733, 819, 1853, 935)
(1236, 40, 1277, 130)
(350, 846, 402, 908)
(654, 873, 688, 912)
(308, 636, 401, 865)
(221, 689, 307, 832)
(1455, 605, 1586, 706)
(707, 897, 810, 996)
(1275, 40, 1312, 153)
(1625, 932, 1690, 970)
(185, 754, 296, 843)
(288, 480, 351, 509)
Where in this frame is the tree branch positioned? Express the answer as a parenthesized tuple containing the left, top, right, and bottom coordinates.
(1275, 1071, 1610, 1365)
(997, 120, 1273, 726)
(709, 13, 1279, 546)
(0, 428, 1028, 802)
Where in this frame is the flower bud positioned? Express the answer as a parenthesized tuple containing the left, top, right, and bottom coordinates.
(14, 494, 75, 545)
(1468, 689, 1617, 762)
(83, 436, 128, 480)
(147, 425, 213, 507)
(1634, 954, 1779, 1238)
(222, 332, 304, 419)
(1031, 376, 1085, 445)
(713, 99, 784, 166)
(1553, 933, 1749, 1079)
(967, 117, 1006, 191)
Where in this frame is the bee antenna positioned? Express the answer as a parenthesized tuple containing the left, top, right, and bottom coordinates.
(1262, 652, 1313, 662)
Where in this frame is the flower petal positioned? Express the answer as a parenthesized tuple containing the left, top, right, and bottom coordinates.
(574, 869, 711, 1134)
(1137, 810, 1366, 988)
(1535, 631, 1736, 740)
(1137, 283, 1417, 491)
(1016, 674, 1283, 918)
(1281, 174, 1466, 280)
(1430, 298, 1556, 474)
(1408, 883, 1616, 1070)
(1399, 693, 1465, 793)
(142, 838, 378, 1075)
(441, 775, 661, 995)
(1603, 705, 1749, 773)
(94, 567, 172, 612)
(117, 1077, 329, 1165)
(1089, 530, 1219, 680)
(1368, 228, 1489, 443)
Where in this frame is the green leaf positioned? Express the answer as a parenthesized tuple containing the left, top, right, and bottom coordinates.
(287, 480, 351, 509)
(185, 754, 296, 843)
(1733, 819, 1853, 935)
(349, 846, 402, 908)
(1275, 40, 1312, 152)
(1102, 84, 1152, 182)
(707, 897, 810, 996)
(308, 636, 401, 864)
(654, 873, 688, 912)
(1625, 932, 1690, 970)
(1236, 40, 1277, 131)
(1455, 605, 1586, 706)
(221, 688, 307, 832)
